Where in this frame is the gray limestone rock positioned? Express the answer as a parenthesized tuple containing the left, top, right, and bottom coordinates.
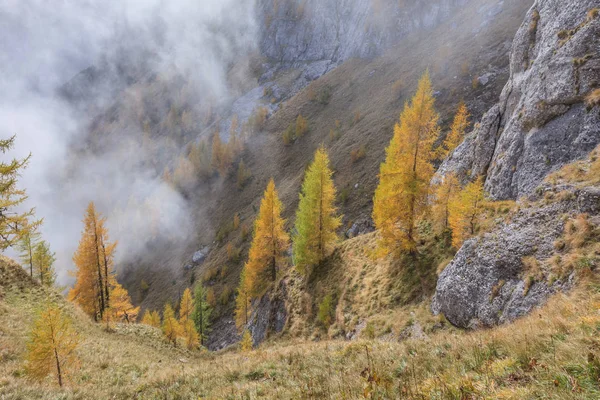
(432, 184, 599, 328)
(434, 0, 600, 200)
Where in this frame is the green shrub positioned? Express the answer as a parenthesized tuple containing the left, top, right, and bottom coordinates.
(317, 294, 334, 328)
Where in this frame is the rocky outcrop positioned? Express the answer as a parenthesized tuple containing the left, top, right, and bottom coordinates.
(432, 184, 600, 328)
(258, 0, 468, 64)
(247, 279, 288, 346)
(435, 0, 600, 199)
(255, 0, 486, 95)
(206, 280, 287, 350)
(206, 317, 240, 351)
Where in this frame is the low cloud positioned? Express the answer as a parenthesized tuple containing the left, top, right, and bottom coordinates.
(0, 0, 258, 283)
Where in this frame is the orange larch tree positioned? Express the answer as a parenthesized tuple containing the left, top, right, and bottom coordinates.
(69, 202, 134, 324)
(245, 179, 290, 294)
(372, 71, 440, 253)
(179, 288, 194, 323)
(235, 267, 251, 331)
(162, 303, 182, 346)
(448, 176, 486, 248)
(441, 101, 470, 158)
(431, 172, 461, 234)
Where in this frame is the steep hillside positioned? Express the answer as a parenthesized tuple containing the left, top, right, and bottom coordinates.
(4, 253, 600, 398)
(0, 256, 203, 398)
(120, 0, 535, 349)
(3, 0, 600, 398)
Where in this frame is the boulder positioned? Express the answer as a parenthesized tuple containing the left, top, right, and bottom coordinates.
(192, 247, 210, 264)
(432, 185, 599, 328)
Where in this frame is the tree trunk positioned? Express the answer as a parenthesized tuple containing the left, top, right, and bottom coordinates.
(318, 170, 324, 261)
(54, 347, 62, 387)
(270, 201, 277, 281)
(100, 236, 110, 308)
(92, 217, 105, 318)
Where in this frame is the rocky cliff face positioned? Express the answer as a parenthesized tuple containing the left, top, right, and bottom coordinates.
(433, 0, 600, 329)
(435, 0, 600, 199)
(258, 0, 469, 64)
(206, 279, 288, 351)
(433, 183, 600, 328)
(256, 0, 480, 93)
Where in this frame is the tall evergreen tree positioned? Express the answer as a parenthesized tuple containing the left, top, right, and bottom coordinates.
(246, 178, 290, 293)
(373, 71, 440, 253)
(191, 284, 212, 347)
(33, 240, 56, 286)
(293, 146, 342, 274)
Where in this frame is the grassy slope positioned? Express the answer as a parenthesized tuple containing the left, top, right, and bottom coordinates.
(3, 256, 600, 399)
(122, 0, 535, 324)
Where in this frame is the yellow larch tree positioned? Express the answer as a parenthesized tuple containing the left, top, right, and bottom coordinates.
(372, 71, 440, 253)
(173, 155, 195, 190)
(179, 288, 194, 323)
(293, 146, 341, 274)
(18, 225, 41, 279)
(240, 329, 253, 352)
(162, 303, 182, 346)
(182, 319, 200, 350)
(105, 281, 139, 324)
(69, 202, 130, 323)
(211, 131, 232, 177)
(228, 115, 244, 158)
(431, 172, 461, 234)
(448, 176, 486, 248)
(0, 135, 42, 251)
(188, 140, 213, 180)
(26, 303, 79, 387)
(296, 114, 308, 138)
(235, 267, 251, 331)
(245, 178, 290, 295)
(142, 310, 161, 328)
(33, 240, 56, 286)
(69, 203, 108, 320)
(442, 101, 470, 158)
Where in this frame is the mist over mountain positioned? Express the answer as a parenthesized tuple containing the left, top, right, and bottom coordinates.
(1, 0, 599, 398)
(1, 0, 258, 283)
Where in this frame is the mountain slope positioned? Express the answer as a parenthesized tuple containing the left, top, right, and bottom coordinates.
(120, 0, 535, 350)
(3, 254, 600, 398)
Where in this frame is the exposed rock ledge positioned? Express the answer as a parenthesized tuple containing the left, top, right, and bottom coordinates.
(432, 184, 600, 328)
(435, 0, 600, 200)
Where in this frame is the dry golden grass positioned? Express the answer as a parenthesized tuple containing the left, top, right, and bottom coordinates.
(546, 145, 600, 186)
(4, 261, 600, 399)
(586, 89, 600, 108)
